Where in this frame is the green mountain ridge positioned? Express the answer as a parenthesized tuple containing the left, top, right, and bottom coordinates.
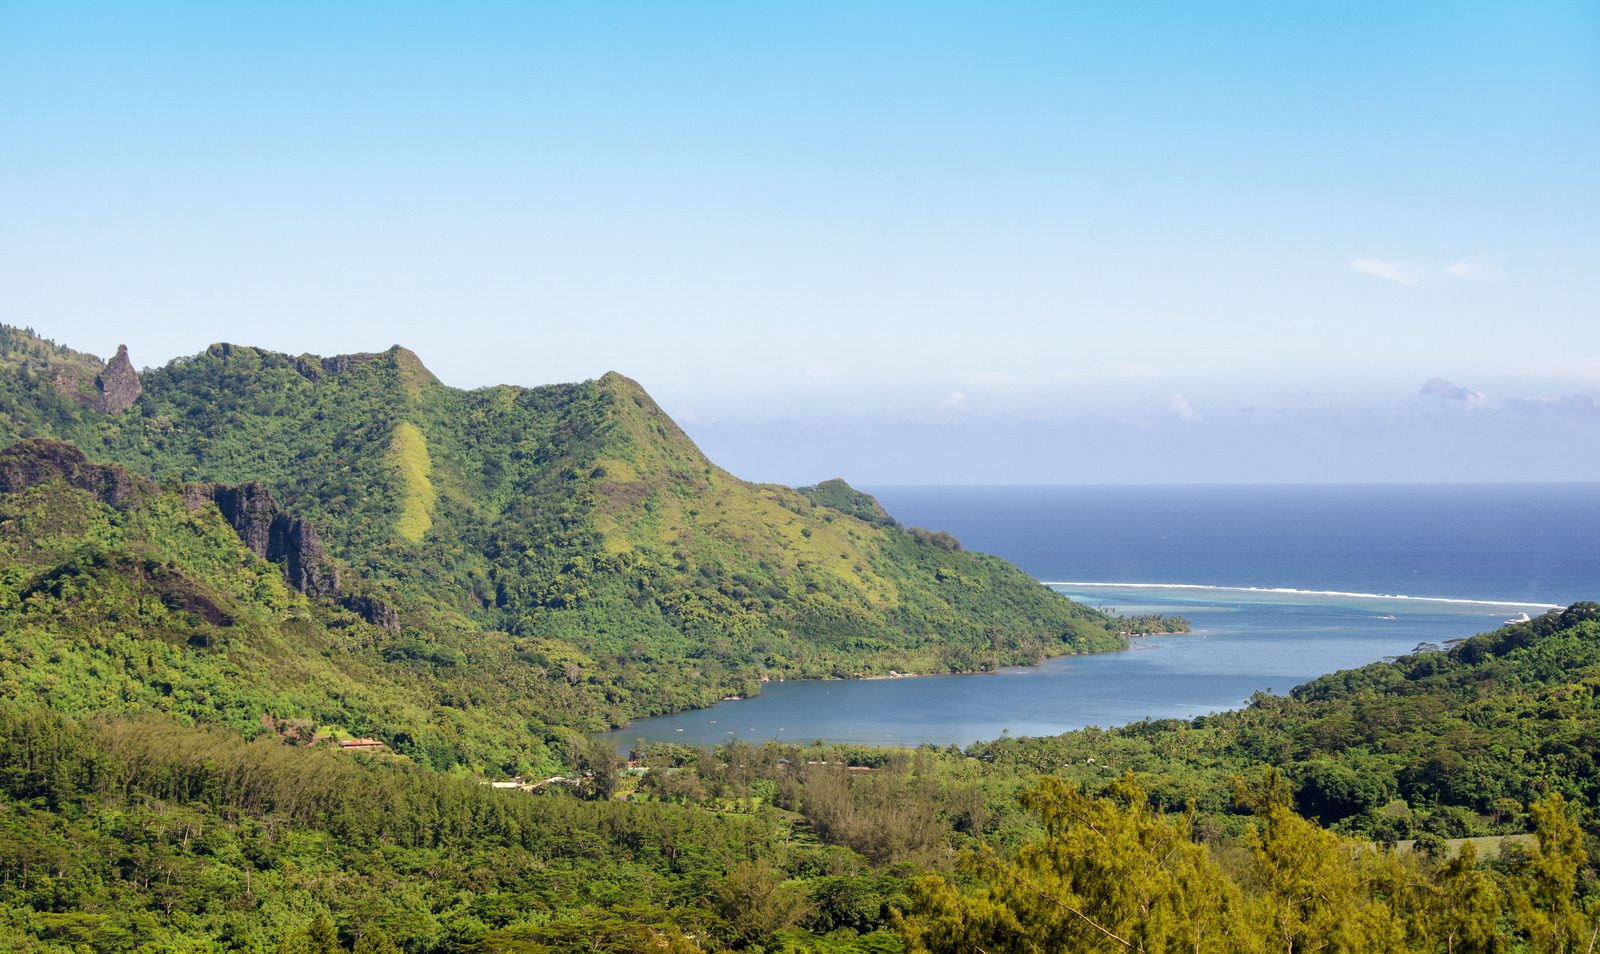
(0, 325, 1117, 770)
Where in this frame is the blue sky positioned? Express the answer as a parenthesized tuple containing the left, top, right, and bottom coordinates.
(2, 2, 1596, 482)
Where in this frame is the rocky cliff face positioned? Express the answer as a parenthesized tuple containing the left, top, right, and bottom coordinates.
(182, 480, 400, 630)
(93, 344, 142, 413)
(0, 438, 155, 507)
(339, 593, 402, 632)
(186, 482, 341, 599)
(0, 437, 403, 631)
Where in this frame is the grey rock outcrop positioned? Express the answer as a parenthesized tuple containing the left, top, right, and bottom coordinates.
(0, 437, 401, 632)
(340, 593, 402, 632)
(183, 481, 401, 630)
(187, 482, 341, 600)
(93, 344, 142, 413)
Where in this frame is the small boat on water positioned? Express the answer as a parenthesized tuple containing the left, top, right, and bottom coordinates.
(1504, 612, 1531, 625)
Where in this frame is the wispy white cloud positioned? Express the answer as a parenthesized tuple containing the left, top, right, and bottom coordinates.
(1420, 378, 1474, 401)
(1419, 378, 1492, 408)
(1350, 257, 1419, 285)
(1442, 257, 1505, 281)
(1169, 393, 1201, 422)
(935, 389, 969, 413)
(1505, 392, 1600, 416)
(1351, 255, 1505, 285)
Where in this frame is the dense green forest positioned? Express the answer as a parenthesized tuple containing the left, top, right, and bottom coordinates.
(1, 606, 1597, 950)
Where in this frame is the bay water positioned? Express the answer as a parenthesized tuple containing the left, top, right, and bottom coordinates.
(603, 484, 1599, 751)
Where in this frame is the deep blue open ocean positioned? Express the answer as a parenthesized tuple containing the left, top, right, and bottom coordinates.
(603, 485, 1600, 751)
(871, 484, 1599, 605)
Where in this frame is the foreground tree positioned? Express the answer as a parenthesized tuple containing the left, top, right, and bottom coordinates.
(899, 773, 1597, 954)
(897, 773, 1251, 953)
(1510, 793, 1597, 953)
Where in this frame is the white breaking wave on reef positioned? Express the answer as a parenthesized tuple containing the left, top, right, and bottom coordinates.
(1043, 581, 1564, 611)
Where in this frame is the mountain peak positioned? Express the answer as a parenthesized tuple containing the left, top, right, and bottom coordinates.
(387, 345, 437, 396)
(597, 370, 646, 395)
(195, 342, 438, 395)
(94, 343, 142, 412)
(595, 371, 712, 476)
(798, 478, 900, 529)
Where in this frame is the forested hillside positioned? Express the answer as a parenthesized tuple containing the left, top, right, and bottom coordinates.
(972, 602, 1600, 844)
(1, 609, 1597, 951)
(0, 325, 1116, 767)
(0, 436, 626, 774)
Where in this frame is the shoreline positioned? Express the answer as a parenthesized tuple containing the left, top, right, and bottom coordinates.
(606, 652, 1091, 731)
(600, 590, 1553, 748)
(601, 632, 1185, 735)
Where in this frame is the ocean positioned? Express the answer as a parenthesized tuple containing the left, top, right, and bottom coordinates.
(602, 484, 1599, 751)
(869, 484, 1599, 606)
